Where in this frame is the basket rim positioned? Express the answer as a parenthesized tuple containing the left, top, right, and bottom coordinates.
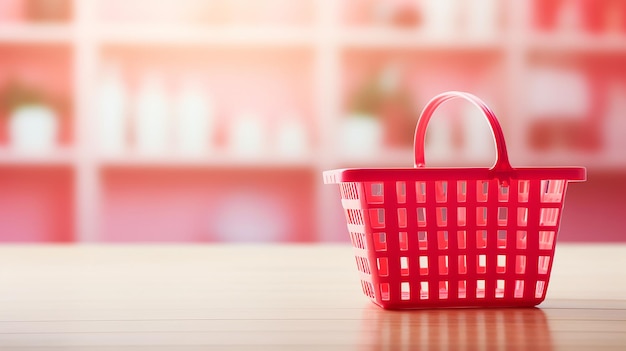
(323, 166, 586, 184)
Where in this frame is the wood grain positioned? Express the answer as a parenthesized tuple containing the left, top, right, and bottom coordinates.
(0, 244, 624, 350)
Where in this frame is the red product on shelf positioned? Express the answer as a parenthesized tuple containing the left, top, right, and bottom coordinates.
(324, 91, 586, 309)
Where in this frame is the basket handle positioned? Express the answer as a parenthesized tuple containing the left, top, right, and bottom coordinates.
(414, 91, 513, 173)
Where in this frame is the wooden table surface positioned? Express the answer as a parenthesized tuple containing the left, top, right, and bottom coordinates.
(0, 244, 624, 350)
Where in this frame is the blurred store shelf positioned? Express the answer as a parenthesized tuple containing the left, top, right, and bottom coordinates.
(0, 0, 625, 243)
(339, 28, 506, 50)
(97, 26, 316, 47)
(0, 147, 76, 166)
(0, 23, 73, 43)
(97, 152, 318, 169)
(529, 33, 626, 54)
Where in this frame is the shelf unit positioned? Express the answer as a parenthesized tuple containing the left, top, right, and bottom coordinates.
(96, 26, 317, 46)
(0, 147, 75, 166)
(0, 0, 625, 242)
(0, 23, 74, 43)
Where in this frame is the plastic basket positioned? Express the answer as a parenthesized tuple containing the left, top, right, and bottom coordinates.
(324, 91, 586, 309)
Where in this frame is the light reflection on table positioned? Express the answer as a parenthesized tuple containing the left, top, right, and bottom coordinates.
(361, 307, 551, 350)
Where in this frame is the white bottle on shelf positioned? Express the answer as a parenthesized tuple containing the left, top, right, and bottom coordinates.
(275, 112, 309, 159)
(424, 109, 454, 164)
(340, 114, 383, 158)
(174, 78, 214, 156)
(461, 102, 495, 164)
(9, 105, 58, 153)
(134, 71, 171, 155)
(422, 0, 460, 38)
(229, 110, 267, 157)
(96, 64, 127, 155)
(527, 66, 590, 120)
(465, 0, 499, 39)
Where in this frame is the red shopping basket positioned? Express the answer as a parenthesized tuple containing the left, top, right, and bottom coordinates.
(324, 91, 586, 309)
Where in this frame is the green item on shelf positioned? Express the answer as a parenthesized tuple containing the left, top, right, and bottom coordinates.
(1, 80, 48, 113)
(349, 73, 384, 117)
(348, 65, 417, 146)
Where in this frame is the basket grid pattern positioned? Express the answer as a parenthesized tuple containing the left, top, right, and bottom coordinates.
(341, 177, 567, 308)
